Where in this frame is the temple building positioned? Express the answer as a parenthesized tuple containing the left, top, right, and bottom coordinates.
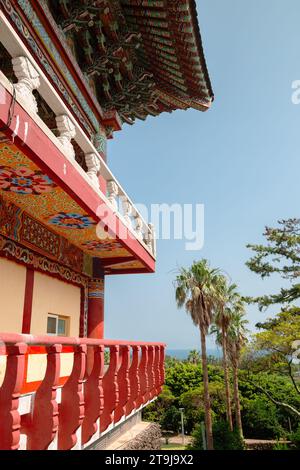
(0, 0, 213, 450)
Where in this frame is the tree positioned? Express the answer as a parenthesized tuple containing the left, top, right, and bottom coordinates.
(187, 350, 201, 365)
(246, 219, 300, 310)
(227, 308, 248, 437)
(212, 277, 241, 431)
(250, 308, 300, 399)
(175, 260, 221, 450)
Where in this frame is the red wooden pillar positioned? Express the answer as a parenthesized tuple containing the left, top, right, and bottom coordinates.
(87, 279, 104, 339)
(22, 268, 34, 334)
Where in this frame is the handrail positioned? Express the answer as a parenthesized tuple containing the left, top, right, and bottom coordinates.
(0, 332, 165, 347)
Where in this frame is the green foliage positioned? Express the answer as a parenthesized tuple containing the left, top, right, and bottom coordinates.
(241, 397, 284, 439)
(289, 424, 300, 449)
(189, 420, 244, 450)
(212, 420, 244, 450)
(165, 362, 203, 396)
(246, 218, 300, 309)
(160, 406, 181, 433)
(144, 349, 300, 442)
(272, 442, 289, 450)
(188, 423, 205, 450)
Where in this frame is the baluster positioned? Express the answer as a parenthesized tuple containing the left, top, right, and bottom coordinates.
(153, 345, 161, 397)
(82, 345, 104, 445)
(27, 344, 61, 450)
(160, 345, 165, 388)
(136, 345, 148, 408)
(0, 342, 27, 450)
(55, 114, 76, 159)
(122, 199, 133, 227)
(58, 344, 86, 450)
(149, 223, 156, 257)
(126, 345, 140, 416)
(146, 345, 155, 402)
(144, 226, 153, 253)
(134, 216, 143, 240)
(85, 153, 101, 189)
(100, 345, 119, 433)
(114, 345, 130, 424)
(12, 56, 40, 114)
(107, 180, 119, 211)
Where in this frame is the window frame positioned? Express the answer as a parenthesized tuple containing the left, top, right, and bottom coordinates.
(46, 313, 69, 336)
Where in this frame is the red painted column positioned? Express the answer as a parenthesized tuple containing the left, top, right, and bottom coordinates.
(22, 268, 34, 334)
(87, 278, 104, 339)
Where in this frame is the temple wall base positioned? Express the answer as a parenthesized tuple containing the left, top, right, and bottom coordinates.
(87, 413, 161, 451)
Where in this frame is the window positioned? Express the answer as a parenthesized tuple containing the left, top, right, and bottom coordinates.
(47, 314, 69, 336)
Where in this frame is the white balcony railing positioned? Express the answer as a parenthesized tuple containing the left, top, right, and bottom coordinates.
(0, 12, 156, 259)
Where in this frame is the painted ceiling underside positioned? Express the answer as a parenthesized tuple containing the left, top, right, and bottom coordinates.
(0, 141, 145, 274)
(47, 0, 214, 124)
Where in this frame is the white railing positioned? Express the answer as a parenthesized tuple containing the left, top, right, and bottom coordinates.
(0, 11, 156, 258)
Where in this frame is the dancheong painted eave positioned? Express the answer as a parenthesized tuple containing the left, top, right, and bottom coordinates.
(43, 0, 214, 126)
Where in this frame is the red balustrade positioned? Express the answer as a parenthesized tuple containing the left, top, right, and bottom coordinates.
(0, 333, 165, 450)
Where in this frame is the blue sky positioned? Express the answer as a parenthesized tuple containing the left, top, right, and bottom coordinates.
(105, 0, 300, 349)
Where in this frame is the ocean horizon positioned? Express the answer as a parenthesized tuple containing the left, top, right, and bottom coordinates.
(166, 348, 222, 360)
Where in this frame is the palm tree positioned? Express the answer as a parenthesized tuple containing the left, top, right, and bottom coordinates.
(227, 308, 248, 437)
(187, 349, 201, 364)
(211, 277, 241, 430)
(175, 259, 221, 450)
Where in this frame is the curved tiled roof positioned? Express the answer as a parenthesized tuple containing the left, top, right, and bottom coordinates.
(49, 0, 213, 124)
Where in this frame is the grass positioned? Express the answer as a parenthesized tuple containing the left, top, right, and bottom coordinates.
(161, 444, 186, 450)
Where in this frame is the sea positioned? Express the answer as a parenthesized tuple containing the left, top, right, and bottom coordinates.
(166, 349, 222, 360)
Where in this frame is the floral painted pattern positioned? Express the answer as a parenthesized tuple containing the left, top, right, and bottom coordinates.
(81, 240, 123, 252)
(0, 165, 56, 195)
(48, 213, 96, 230)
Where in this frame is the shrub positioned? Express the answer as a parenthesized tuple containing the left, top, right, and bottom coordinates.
(212, 420, 244, 450)
(189, 420, 244, 450)
(289, 424, 300, 450)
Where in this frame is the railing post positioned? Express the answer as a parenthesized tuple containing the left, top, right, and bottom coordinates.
(100, 345, 119, 433)
(146, 345, 155, 402)
(12, 56, 40, 114)
(153, 345, 161, 396)
(126, 345, 140, 416)
(0, 342, 27, 450)
(114, 345, 130, 424)
(122, 199, 133, 227)
(27, 344, 62, 450)
(136, 345, 148, 408)
(82, 345, 104, 445)
(160, 345, 165, 388)
(55, 114, 76, 159)
(85, 153, 101, 189)
(134, 216, 143, 239)
(58, 344, 86, 450)
(149, 223, 156, 257)
(107, 180, 119, 210)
